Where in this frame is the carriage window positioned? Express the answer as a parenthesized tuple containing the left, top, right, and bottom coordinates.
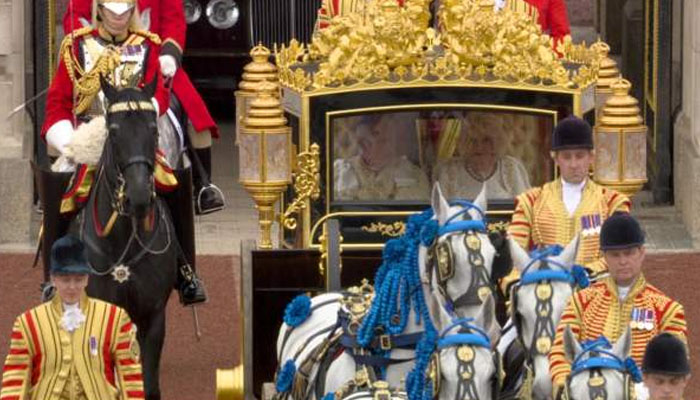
(331, 109, 555, 203)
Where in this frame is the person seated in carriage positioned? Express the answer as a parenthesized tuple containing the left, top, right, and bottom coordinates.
(63, 0, 225, 217)
(333, 114, 430, 201)
(432, 110, 531, 201)
(39, 0, 207, 305)
(501, 116, 631, 296)
(549, 213, 688, 399)
(0, 235, 145, 400)
(640, 333, 691, 400)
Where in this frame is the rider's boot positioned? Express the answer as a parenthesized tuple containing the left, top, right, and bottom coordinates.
(164, 166, 208, 305)
(193, 146, 225, 215)
(32, 162, 72, 301)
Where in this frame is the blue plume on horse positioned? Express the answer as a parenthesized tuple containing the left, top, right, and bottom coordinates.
(623, 357, 643, 383)
(571, 265, 590, 288)
(276, 359, 297, 393)
(322, 392, 335, 400)
(283, 294, 312, 328)
(419, 219, 439, 246)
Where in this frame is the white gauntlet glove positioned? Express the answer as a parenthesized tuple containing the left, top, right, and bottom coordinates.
(159, 55, 177, 78)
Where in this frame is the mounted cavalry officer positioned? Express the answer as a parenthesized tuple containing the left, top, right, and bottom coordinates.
(38, 0, 207, 305)
(640, 333, 691, 400)
(549, 213, 688, 398)
(0, 235, 144, 400)
(501, 116, 631, 296)
(63, 0, 226, 216)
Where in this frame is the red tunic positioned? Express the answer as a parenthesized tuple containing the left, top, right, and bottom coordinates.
(524, 0, 571, 45)
(63, 0, 219, 138)
(41, 29, 169, 139)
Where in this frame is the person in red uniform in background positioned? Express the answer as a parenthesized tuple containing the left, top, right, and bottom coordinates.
(524, 0, 571, 46)
(63, 0, 225, 216)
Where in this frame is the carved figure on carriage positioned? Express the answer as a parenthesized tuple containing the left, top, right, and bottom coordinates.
(36, 0, 207, 307)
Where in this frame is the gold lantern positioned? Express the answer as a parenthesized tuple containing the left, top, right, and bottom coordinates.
(238, 81, 292, 249)
(591, 39, 620, 118)
(593, 78, 647, 197)
(235, 44, 278, 144)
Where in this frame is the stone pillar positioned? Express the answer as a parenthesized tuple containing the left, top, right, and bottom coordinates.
(0, 0, 32, 244)
(673, 0, 700, 243)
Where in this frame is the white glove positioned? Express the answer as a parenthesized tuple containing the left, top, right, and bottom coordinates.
(46, 119, 74, 155)
(159, 55, 177, 78)
(151, 97, 160, 116)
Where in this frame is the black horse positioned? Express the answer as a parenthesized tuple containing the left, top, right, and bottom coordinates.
(73, 77, 179, 400)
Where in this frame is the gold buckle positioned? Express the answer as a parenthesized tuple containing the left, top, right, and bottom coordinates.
(379, 334, 392, 351)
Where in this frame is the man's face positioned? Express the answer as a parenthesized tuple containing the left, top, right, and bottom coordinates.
(99, 6, 133, 36)
(553, 149, 594, 184)
(643, 373, 689, 400)
(51, 274, 89, 304)
(603, 246, 645, 287)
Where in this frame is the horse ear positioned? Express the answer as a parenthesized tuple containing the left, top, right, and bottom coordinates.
(431, 182, 450, 225)
(475, 294, 500, 347)
(142, 75, 158, 99)
(100, 74, 118, 103)
(556, 234, 581, 269)
(613, 327, 632, 359)
(469, 184, 488, 220)
(563, 325, 583, 363)
(509, 237, 531, 273)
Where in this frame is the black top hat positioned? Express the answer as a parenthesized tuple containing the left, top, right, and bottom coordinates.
(600, 212, 645, 250)
(50, 234, 92, 275)
(551, 116, 594, 150)
(642, 333, 691, 376)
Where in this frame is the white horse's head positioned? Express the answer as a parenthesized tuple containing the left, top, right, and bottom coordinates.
(419, 182, 497, 320)
(509, 236, 584, 400)
(431, 294, 502, 400)
(564, 326, 637, 400)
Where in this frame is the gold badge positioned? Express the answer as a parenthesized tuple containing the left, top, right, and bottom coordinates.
(457, 345, 474, 362)
(478, 286, 492, 302)
(536, 283, 552, 300)
(535, 337, 552, 354)
(112, 264, 131, 283)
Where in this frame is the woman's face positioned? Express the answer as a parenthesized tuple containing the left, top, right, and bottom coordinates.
(99, 6, 133, 36)
(358, 120, 394, 171)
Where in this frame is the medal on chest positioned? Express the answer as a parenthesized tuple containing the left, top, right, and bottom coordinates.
(630, 308, 655, 331)
(580, 214, 602, 237)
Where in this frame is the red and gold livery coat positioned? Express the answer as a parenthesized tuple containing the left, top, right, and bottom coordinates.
(548, 275, 687, 387)
(1, 295, 144, 400)
(523, 0, 570, 45)
(41, 26, 169, 140)
(502, 179, 631, 293)
(63, 0, 219, 138)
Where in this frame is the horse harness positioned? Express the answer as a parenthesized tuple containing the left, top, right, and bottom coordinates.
(437, 318, 503, 400)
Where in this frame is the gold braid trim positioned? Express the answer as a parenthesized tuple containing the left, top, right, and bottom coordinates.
(132, 30, 161, 45)
(62, 28, 123, 114)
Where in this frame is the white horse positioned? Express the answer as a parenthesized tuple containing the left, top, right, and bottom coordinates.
(500, 236, 587, 400)
(563, 326, 641, 400)
(274, 183, 498, 400)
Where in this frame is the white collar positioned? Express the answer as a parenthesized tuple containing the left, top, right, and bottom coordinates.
(561, 177, 587, 191)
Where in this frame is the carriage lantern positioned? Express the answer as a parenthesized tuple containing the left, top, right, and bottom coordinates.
(235, 44, 278, 145)
(238, 80, 292, 249)
(593, 78, 648, 197)
(591, 40, 620, 118)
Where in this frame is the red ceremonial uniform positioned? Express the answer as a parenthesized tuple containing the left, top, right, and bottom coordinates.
(63, 0, 219, 138)
(41, 27, 169, 140)
(523, 0, 570, 45)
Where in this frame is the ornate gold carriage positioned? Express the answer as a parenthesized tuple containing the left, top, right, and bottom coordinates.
(218, 1, 649, 398)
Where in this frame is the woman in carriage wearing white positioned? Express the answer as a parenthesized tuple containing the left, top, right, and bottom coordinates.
(38, 0, 207, 305)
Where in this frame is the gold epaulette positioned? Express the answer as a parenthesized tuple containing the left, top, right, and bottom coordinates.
(133, 30, 161, 45)
(59, 26, 94, 59)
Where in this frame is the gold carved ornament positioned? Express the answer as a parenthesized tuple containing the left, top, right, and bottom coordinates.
(281, 143, 322, 230)
(361, 221, 406, 237)
(275, 0, 603, 92)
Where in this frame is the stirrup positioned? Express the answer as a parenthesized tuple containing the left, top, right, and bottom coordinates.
(178, 277, 208, 306)
(195, 184, 225, 215)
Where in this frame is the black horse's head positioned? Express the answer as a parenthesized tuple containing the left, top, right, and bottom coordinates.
(101, 75, 159, 220)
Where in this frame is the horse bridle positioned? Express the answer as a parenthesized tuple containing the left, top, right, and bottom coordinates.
(425, 201, 492, 311)
(437, 318, 502, 400)
(512, 250, 589, 366)
(562, 338, 640, 400)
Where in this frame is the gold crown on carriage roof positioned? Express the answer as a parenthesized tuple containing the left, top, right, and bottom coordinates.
(275, 0, 603, 93)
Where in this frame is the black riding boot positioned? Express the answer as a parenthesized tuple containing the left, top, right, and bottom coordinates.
(192, 147, 225, 215)
(163, 167, 208, 305)
(32, 162, 73, 301)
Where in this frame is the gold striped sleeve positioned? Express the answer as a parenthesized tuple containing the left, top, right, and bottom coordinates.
(549, 294, 583, 387)
(113, 309, 144, 399)
(1, 317, 32, 400)
(500, 188, 540, 295)
(659, 302, 688, 341)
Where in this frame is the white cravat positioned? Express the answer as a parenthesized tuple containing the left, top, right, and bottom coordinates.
(61, 302, 86, 333)
(617, 284, 632, 301)
(562, 178, 586, 216)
